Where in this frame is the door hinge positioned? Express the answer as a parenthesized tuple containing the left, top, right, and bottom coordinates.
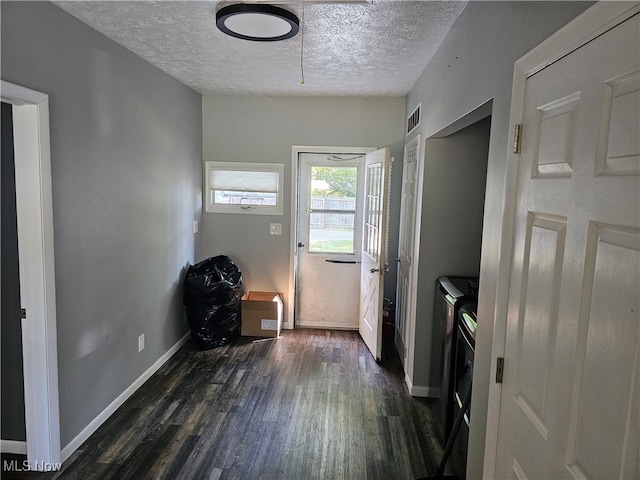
(513, 124, 522, 154)
(496, 357, 505, 384)
(20, 308, 27, 320)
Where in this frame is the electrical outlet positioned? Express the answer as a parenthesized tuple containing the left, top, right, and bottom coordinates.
(270, 223, 282, 235)
(138, 334, 145, 352)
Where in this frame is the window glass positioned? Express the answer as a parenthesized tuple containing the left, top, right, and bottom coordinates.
(308, 166, 357, 254)
(205, 162, 283, 215)
(364, 163, 382, 260)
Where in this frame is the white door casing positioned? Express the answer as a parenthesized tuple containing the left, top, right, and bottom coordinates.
(359, 147, 392, 361)
(295, 153, 365, 329)
(494, 6, 639, 479)
(395, 135, 420, 366)
(0, 81, 61, 467)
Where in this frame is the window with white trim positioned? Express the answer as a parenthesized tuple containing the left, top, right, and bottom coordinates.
(205, 161, 284, 215)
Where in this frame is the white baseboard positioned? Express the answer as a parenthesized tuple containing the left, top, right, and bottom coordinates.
(60, 332, 190, 461)
(295, 322, 358, 330)
(1, 440, 27, 455)
(404, 372, 434, 398)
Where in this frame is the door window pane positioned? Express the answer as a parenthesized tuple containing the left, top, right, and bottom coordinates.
(364, 163, 382, 261)
(309, 212, 355, 253)
(308, 166, 357, 254)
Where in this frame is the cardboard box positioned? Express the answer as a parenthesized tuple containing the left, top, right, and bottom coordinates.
(241, 291, 283, 337)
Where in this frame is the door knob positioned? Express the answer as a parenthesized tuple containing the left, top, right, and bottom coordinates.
(370, 267, 380, 273)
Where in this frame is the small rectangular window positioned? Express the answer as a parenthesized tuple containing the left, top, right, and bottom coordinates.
(205, 161, 284, 215)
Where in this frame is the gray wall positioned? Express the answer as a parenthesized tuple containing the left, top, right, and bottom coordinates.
(405, 2, 593, 477)
(1, 1, 203, 448)
(1, 102, 26, 441)
(201, 95, 406, 313)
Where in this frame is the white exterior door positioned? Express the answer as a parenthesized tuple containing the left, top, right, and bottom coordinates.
(295, 153, 365, 329)
(395, 135, 420, 364)
(360, 147, 391, 361)
(496, 9, 639, 479)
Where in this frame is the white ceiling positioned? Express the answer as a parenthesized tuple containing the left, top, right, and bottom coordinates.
(54, 0, 467, 97)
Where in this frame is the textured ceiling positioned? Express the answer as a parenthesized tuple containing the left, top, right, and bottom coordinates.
(54, 1, 467, 96)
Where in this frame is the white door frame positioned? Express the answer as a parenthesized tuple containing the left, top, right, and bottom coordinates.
(1, 81, 61, 467)
(289, 146, 376, 330)
(482, 2, 640, 477)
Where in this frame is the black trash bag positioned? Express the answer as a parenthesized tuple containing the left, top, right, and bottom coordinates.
(183, 255, 244, 349)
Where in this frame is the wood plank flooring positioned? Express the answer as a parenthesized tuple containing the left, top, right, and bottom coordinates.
(2, 329, 449, 480)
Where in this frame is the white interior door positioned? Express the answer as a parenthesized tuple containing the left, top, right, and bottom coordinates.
(395, 135, 420, 364)
(360, 147, 391, 361)
(295, 153, 365, 329)
(496, 11, 639, 479)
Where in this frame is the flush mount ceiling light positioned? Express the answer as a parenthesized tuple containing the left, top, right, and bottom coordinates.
(216, 4, 299, 42)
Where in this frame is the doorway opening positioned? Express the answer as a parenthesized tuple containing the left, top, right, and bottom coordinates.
(397, 99, 493, 400)
(424, 109, 492, 480)
(290, 145, 392, 360)
(1, 101, 27, 450)
(0, 81, 61, 468)
(294, 152, 366, 329)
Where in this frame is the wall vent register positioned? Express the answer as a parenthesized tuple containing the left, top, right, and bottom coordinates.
(407, 103, 421, 134)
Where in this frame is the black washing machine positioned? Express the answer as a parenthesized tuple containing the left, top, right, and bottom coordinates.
(433, 276, 478, 445)
(450, 302, 477, 480)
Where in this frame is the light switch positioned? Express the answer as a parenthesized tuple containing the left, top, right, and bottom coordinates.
(270, 223, 282, 235)
(193, 220, 199, 234)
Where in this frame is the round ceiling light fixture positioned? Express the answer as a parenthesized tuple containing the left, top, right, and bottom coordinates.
(216, 4, 299, 42)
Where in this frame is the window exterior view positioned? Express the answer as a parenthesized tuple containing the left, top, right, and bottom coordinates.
(309, 166, 358, 254)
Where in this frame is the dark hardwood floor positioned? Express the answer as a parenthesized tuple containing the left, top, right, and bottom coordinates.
(3, 329, 450, 480)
